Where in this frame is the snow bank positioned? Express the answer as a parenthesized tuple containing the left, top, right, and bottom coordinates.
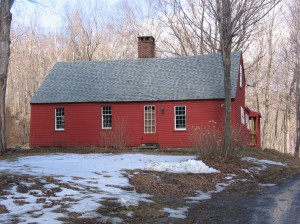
(145, 159, 220, 174)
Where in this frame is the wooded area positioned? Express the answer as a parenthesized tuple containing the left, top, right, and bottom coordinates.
(2, 0, 299, 155)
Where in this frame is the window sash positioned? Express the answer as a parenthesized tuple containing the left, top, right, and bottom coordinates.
(55, 108, 65, 131)
(175, 106, 186, 130)
(102, 106, 112, 129)
(240, 64, 243, 87)
(241, 107, 245, 125)
(246, 114, 250, 129)
(144, 105, 156, 133)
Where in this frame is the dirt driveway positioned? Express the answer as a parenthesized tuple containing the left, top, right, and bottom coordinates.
(187, 173, 300, 224)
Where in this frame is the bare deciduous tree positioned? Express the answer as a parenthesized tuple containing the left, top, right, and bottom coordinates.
(62, 0, 108, 61)
(0, 0, 14, 154)
(288, 0, 300, 156)
(155, 0, 279, 156)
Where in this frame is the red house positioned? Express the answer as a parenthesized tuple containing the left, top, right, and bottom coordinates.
(30, 36, 261, 148)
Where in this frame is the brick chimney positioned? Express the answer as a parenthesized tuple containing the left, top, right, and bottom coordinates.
(138, 36, 155, 58)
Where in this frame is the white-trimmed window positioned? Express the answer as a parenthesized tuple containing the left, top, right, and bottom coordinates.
(175, 106, 186, 130)
(246, 114, 250, 129)
(144, 106, 156, 133)
(241, 107, 245, 125)
(55, 108, 65, 131)
(102, 106, 112, 129)
(240, 64, 243, 87)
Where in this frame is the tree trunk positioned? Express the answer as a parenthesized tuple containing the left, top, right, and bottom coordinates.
(261, 18, 274, 150)
(0, 0, 14, 155)
(219, 0, 233, 158)
(273, 108, 278, 150)
(295, 107, 300, 157)
(294, 63, 300, 157)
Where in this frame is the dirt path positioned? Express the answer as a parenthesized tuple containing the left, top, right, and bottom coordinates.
(187, 173, 300, 224)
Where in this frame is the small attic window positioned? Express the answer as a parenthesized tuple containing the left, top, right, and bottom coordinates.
(240, 64, 243, 88)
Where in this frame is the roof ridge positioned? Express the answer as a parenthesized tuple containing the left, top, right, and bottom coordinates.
(55, 51, 241, 64)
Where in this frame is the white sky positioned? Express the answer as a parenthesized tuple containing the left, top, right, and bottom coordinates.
(12, 0, 120, 29)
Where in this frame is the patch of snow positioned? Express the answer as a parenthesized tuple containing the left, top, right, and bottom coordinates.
(259, 159, 287, 166)
(162, 207, 189, 219)
(0, 185, 66, 224)
(29, 189, 43, 196)
(125, 211, 134, 217)
(44, 183, 60, 189)
(19, 181, 35, 187)
(186, 179, 239, 203)
(117, 195, 139, 207)
(259, 183, 276, 187)
(21, 205, 64, 224)
(241, 168, 251, 174)
(55, 187, 81, 197)
(186, 191, 212, 202)
(237, 179, 248, 183)
(145, 159, 220, 174)
(100, 216, 123, 224)
(225, 174, 237, 180)
(241, 157, 287, 166)
(214, 182, 231, 193)
(0, 153, 195, 223)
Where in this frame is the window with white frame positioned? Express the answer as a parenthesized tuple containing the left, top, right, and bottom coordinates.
(175, 106, 186, 130)
(241, 107, 245, 125)
(246, 114, 250, 129)
(55, 108, 65, 131)
(240, 64, 243, 87)
(102, 106, 112, 129)
(144, 106, 156, 133)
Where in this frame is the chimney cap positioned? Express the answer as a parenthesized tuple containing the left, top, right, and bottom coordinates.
(138, 36, 155, 42)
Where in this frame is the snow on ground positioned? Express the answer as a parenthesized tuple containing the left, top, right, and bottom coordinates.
(0, 153, 284, 223)
(241, 157, 287, 166)
(162, 207, 189, 219)
(241, 156, 287, 177)
(258, 183, 276, 187)
(145, 159, 220, 174)
(0, 153, 204, 223)
(185, 178, 236, 203)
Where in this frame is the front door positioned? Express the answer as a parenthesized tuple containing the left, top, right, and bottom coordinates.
(142, 105, 158, 143)
(250, 117, 257, 146)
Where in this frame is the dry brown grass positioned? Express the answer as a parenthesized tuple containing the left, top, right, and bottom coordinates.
(128, 171, 225, 197)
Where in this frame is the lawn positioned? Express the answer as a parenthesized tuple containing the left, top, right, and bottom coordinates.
(0, 148, 299, 223)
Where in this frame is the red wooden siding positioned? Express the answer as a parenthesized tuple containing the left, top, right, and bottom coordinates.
(231, 56, 247, 132)
(30, 99, 232, 148)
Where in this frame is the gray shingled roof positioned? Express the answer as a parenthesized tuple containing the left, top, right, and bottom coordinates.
(31, 51, 241, 104)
